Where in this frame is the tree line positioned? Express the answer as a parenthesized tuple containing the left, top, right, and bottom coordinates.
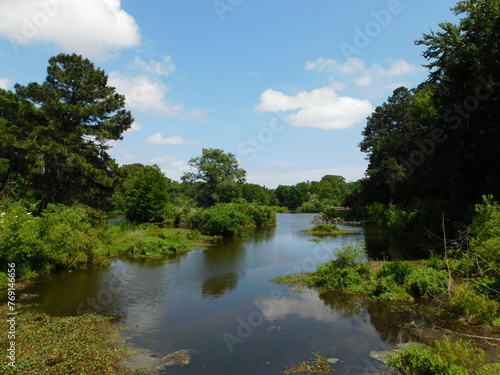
(0, 55, 354, 223)
(346, 0, 500, 253)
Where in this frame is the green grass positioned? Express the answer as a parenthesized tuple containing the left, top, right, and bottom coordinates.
(387, 337, 500, 375)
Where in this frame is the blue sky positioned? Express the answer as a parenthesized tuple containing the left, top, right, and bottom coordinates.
(0, 0, 458, 188)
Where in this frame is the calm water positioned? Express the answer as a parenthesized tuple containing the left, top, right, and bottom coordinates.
(25, 214, 426, 374)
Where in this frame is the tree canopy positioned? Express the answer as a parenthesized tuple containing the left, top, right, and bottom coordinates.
(182, 148, 246, 206)
(1, 53, 133, 210)
(352, 0, 500, 248)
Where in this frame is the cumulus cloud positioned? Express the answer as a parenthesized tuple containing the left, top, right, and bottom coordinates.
(305, 57, 418, 89)
(125, 122, 143, 133)
(130, 55, 176, 76)
(0, 0, 140, 59)
(147, 133, 200, 146)
(255, 87, 373, 130)
(0, 78, 11, 90)
(148, 155, 190, 180)
(108, 72, 183, 116)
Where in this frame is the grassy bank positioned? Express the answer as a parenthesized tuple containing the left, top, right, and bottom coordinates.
(274, 241, 499, 325)
(274, 239, 500, 375)
(0, 203, 213, 289)
(0, 304, 133, 374)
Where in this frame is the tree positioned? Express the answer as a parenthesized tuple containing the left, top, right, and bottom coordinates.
(182, 148, 246, 206)
(14, 53, 133, 210)
(415, 0, 500, 222)
(125, 165, 169, 222)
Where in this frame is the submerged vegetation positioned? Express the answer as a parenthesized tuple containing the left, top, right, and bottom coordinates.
(284, 353, 333, 375)
(0, 304, 129, 374)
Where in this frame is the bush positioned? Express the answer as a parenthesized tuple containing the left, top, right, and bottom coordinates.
(451, 284, 499, 324)
(201, 203, 249, 236)
(0, 203, 100, 275)
(373, 277, 414, 302)
(407, 267, 449, 297)
(313, 261, 370, 291)
(387, 337, 498, 375)
(334, 241, 367, 267)
(378, 260, 414, 285)
(313, 241, 371, 291)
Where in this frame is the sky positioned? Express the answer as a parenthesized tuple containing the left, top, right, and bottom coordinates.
(0, 0, 459, 188)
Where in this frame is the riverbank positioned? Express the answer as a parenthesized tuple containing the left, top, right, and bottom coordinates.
(0, 297, 198, 374)
(273, 242, 500, 373)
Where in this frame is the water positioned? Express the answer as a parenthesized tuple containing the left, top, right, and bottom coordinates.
(25, 213, 422, 374)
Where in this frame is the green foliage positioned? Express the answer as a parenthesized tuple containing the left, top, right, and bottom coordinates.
(378, 261, 414, 285)
(469, 196, 500, 288)
(0, 304, 129, 374)
(407, 267, 449, 297)
(10, 53, 133, 209)
(352, 0, 500, 247)
(125, 165, 169, 223)
(334, 241, 367, 267)
(373, 277, 414, 302)
(313, 261, 371, 291)
(182, 148, 246, 206)
(199, 203, 250, 236)
(366, 202, 387, 223)
(387, 337, 497, 375)
(313, 241, 371, 291)
(0, 203, 99, 275)
(276, 175, 356, 211)
(195, 202, 278, 236)
(451, 284, 499, 324)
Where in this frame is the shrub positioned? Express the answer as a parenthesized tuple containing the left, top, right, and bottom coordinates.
(387, 337, 497, 375)
(451, 284, 499, 324)
(407, 267, 449, 297)
(372, 277, 414, 302)
(313, 261, 370, 290)
(378, 260, 414, 285)
(186, 229, 202, 240)
(201, 203, 249, 236)
(334, 241, 367, 267)
(313, 241, 371, 291)
(0, 203, 100, 274)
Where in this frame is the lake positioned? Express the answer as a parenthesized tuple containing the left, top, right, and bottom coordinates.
(25, 213, 426, 374)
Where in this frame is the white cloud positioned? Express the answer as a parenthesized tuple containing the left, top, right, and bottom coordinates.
(0, 78, 11, 90)
(148, 155, 189, 180)
(130, 55, 176, 76)
(147, 133, 200, 146)
(306, 57, 418, 90)
(187, 108, 207, 120)
(255, 87, 373, 130)
(125, 122, 143, 133)
(0, 0, 140, 59)
(108, 72, 183, 116)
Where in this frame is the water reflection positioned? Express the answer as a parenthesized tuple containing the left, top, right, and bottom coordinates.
(201, 272, 238, 298)
(24, 214, 420, 375)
